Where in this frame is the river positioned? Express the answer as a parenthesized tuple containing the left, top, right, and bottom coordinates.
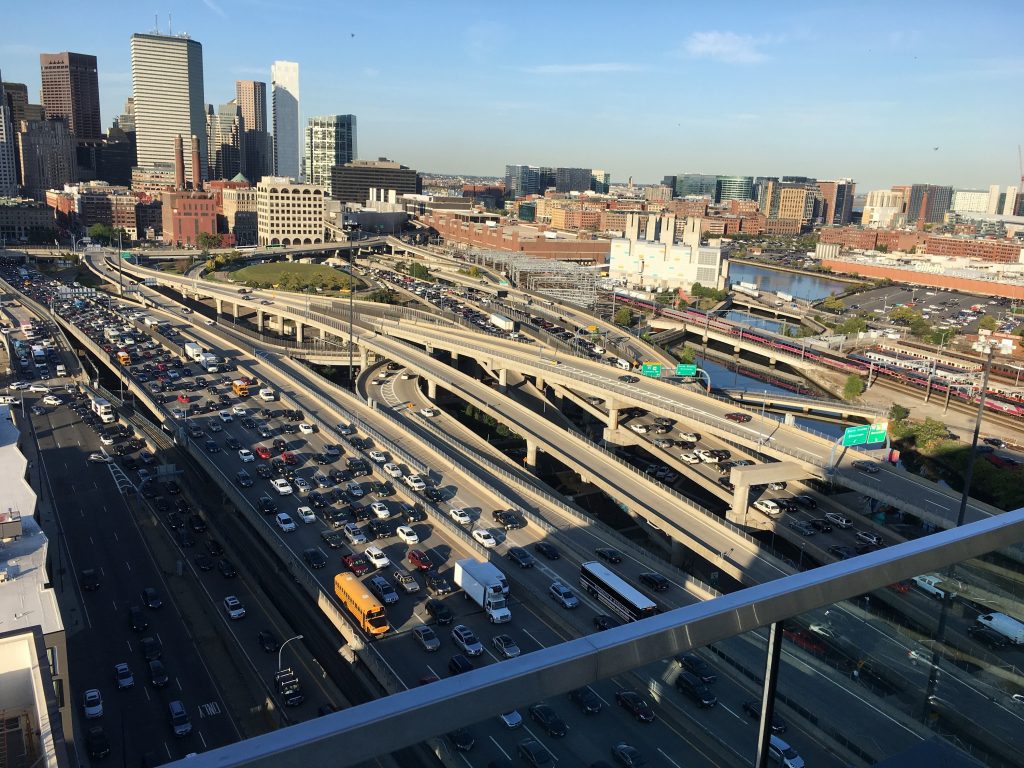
(728, 262, 850, 301)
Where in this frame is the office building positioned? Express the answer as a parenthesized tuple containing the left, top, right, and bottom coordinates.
(675, 173, 717, 198)
(505, 164, 541, 197)
(330, 158, 419, 203)
(130, 32, 206, 186)
(3, 82, 34, 127)
(114, 96, 135, 135)
(952, 189, 992, 215)
(16, 118, 77, 200)
(160, 190, 218, 246)
(1004, 186, 1019, 217)
(271, 61, 300, 179)
(222, 186, 258, 245)
(661, 175, 677, 195)
(39, 52, 101, 140)
(715, 175, 754, 202)
(236, 80, 271, 183)
(555, 167, 592, 193)
(817, 178, 856, 225)
(256, 176, 326, 245)
(757, 180, 821, 233)
(304, 115, 356, 193)
(592, 169, 611, 194)
(861, 189, 906, 229)
(643, 184, 673, 204)
(0, 78, 17, 196)
(609, 213, 727, 292)
(906, 183, 953, 224)
(206, 101, 242, 181)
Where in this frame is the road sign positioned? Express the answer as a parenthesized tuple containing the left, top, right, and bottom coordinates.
(675, 363, 698, 377)
(842, 421, 889, 447)
(641, 362, 662, 377)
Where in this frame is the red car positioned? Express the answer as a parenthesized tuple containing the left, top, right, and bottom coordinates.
(282, 452, 297, 466)
(254, 445, 272, 460)
(176, 394, 190, 404)
(343, 554, 369, 576)
(725, 412, 752, 423)
(408, 549, 433, 572)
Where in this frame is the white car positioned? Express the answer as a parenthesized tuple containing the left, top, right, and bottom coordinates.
(219, 411, 234, 423)
(400, 372, 414, 380)
(293, 477, 312, 494)
(419, 407, 439, 417)
(232, 406, 247, 416)
(337, 424, 354, 435)
(449, 508, 472, 525)
(9, 381, 29, 390)
(628, 423, 649, 434)
(238, 449, 255, 462)
(679, 431, 700, 442)
(83, 689, 103, 719)
(370, 502, 391, 519)
(88, 452, 112, 463)
(275, 512, 296, 532)
(270, 478, 293, 495)
(364, 546, 390, 569)
(223, 595, 246, 619)
(299, 423, 315, 434)
(204, 319, 215, 326)
(100, 434, 115, 446)
(396, 525, 419, 544)
(405, 474, 426, 491)
(472, 529, 497, 548)
(296, 506, 316, 523)
(28, 384, 50, 393)
(680, 453, 701, 464)
(383, 462, 403, 478)
(368, 450, 386, 464)
(42, 395, 63, 406)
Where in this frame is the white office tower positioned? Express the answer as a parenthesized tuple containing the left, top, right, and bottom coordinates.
(130, 32, 207, 183)
(303, 114, 356, 191)
(271, 61, 300, 180)
(0, 78, 18, 197)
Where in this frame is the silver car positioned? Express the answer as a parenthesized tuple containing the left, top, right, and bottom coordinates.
(413, 624, 440, 652)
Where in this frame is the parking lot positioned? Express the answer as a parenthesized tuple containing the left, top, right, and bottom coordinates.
(840, 284, 1016, 335)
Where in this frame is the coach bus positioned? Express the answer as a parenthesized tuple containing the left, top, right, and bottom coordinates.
(579, 561, 658, 623)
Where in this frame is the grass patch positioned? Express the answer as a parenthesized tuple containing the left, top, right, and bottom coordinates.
(232, 261, 352, 291)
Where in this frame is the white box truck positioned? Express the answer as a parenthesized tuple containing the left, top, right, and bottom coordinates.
(258, 387, 276, 402)
(198, 352, 219, 372)
(490, 313, 518, 333)
(454, 559, 511, 623)
(183, 342, 203, 362)
(976, 612, 1024, 645)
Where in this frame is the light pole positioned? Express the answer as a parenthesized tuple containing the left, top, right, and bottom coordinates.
(277, 634, 304, 673)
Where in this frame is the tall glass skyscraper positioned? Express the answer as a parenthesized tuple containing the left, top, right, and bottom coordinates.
(271, 61, 300, 180)
(0, 77, 17, 196)
(715, 175, 754, 202)
(303, 115, 357, 193)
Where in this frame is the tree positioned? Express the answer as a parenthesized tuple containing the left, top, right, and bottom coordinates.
(466, 265, 480, 278)
(843, 375, 865, 401)
(978, 315, 998, 332)
(196, 232, 222, 251)
(87, 223, 113, 244)
(677, 346, 696, 364)
(1013, 324, 1024, 337)
(820, 294, 845, 312)
(888, 403, 910, 422)
(837, 316, 867, 334)
(614, 307, 633, 327)
(407, 261, 431, 280)
(888, 306, 917, 324)
(655, 291, 674, 306)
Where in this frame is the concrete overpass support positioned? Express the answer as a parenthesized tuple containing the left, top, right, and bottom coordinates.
(726, 484, 752, 526)
(427, 379, 437, 399)
(526, 440, 538, 468)
(497, 368, 508, 393)
(607, 407, 620, 430)
(295, 321, 304, 344)
(536, 375, 545, 391)
(215, 297, 223, 315)
(359, 347, 369, 369)
(256, 310, 265, 332)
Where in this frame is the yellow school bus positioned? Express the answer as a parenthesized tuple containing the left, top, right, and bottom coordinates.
(334, 573, 389, 637)
(231, 379, 249, 396)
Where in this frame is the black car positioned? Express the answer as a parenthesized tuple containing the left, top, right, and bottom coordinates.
(128, 605, 148, 632)
(257, 630, 280, 653)
(140, 587, 163, 609)
(676, 653, 717, 683)
(493, 509, 526, 530)
(194, 554, 214, 571)
(828, 545, 858, 560)
(639, 572, 669, 592)
(86, 725, 111, 759)
(529, 703, 568, 737)
(188, 514, 208, 533)
(447, 727, 475, 752)
(303, 548, 328, 569)
(447, 654, 473, 675)
(968, 624, 1008, 648)
(596, 547, 623, 564)
(425, 598, 453, 625)
(741, 699, 787, 733)
(205, 539, 225, 556)
(507, 547, 535, 568)
(615, 689, 655, 722)
(225, 437, 241, 450)
(79, 568, 101, 591)
(717, 477, 736, 492)
(594, 614, 623, 631)
(792, 494, 817, 509)
(423, 487, 444, 502)
(570, 685, 603, 714)
(534, 542, 560, 560)
(255, 464, 273, 479)
(217, 559, 237, 578)
(809, 518, 833, 533)
(404, 504, 428, 523)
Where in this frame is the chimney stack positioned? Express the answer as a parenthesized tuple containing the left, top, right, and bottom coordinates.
(190, 135, 202, 191)
(174, 135, 185, 191)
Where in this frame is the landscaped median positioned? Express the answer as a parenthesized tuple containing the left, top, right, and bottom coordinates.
(230, 261, 354, 292)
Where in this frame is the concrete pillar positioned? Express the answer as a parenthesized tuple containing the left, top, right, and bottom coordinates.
(526, 440, 538, 467)
(427, 379, 437, 399)
(768, 357, 777, 367)
(607, 407, 620, 430)
(295, 321, 304, 344)
(726, 484, 751, 526)
(784, 413, 795, 425)
(733, 345, 741, 355)
(670, 540, 688, 568)
(497, 368, 508, 393)
(257, 310, 264, 332)
(536, 375, 545, 391)
(215, 298, 223, 315)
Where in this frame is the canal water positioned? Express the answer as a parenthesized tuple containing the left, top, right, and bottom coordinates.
(728, 262, 850, 301)
(723, 309, 791, 335)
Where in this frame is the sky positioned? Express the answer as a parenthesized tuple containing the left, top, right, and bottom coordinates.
(5, 1, 1024, 191)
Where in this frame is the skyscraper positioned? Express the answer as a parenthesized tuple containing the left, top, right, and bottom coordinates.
(2, 82, 31, 127)
(715, 176, 754, 202)
(554, 167, 592, 193)
(675, 173, 717, 198)
(271, 61, 300, 179)
(505, 164, 540, 197)
(130, 32, 207, 185)
(0, 78, 17, 196)
(906, 184, 953, 224)
(39, 52, 101, 140)
(816, 179, 855, 225)
(206, 102, 242, 181)
(16, 118, 77, 199)
(303, 115, 356, 193)
(236, 80, 271, 183)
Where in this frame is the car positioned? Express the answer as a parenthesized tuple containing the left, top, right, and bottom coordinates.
(615, 689, 655, 722)
(768, 735, 805, 768)
(88, 452, 112, 463)
(725, 411, 752, 423)
(448, 507, 472, 525)
(983, 437, 1006, 448)
(367, 450, 386, 463)
(828, 544, 858, 560)
(788, 520, 817, 537)
(114, 661, 135, 689)
(369, 575, 399, 605)
(741, 698, 788, 733)
(533, 541, 560, 560)
(413, 624, 440, 651)
(383, 462, 403, 478)
(343, 553, 370, 576)
(419, 407, 439, 417)
(507, 546, 535, 568)
(529, 703, 567, 737)
(370, 501, 390, 519)
(232, 405, 247, 416)
(408, 549, 433, 571)
(223, 595, 246, 619)
(448, 653, 474, 675)
(968, 624, 1010, 648)
(293, 477, 312, 494)
(852, 460, 880, 474)
(148, 659, 169, 688)
(405, 474, 426, 491)
(680, 452, 701, 464)
(275, 512, 296, 532)
(86, 725, 111, 759)
(271, 478, 293, 496)
(472, 528, 497, 548)
(299, 423, 315, 434)
(856, 530, 884, 547)
(83, 688, 103, 718)
(628, 422, 649, 434)
(809, 518, 833, 533)
(492, 633, 521, 658)
(596, 547, 623, 564)
(792, 494, 817, 509)
(677, 653, 717, 683)
(517, 738, 553, 767)
(296, 505, 316, 523)
(141, 587, 163, 609)
(594, 613, 623, 631)
(79, 568, 101, 591)
(252, 630, 280, 654)
(638, 572, 669, 592)
(549, 581, 579, 608)
(425, 597, 454, 625)
(618, 375, 639, 383)
(499, 709, 523, 729)
(225, 436, 241, 450)
(396, 525, 419, 544)
(364, 545, 390, 569)
(824, 512, 853, 529)
(169, 699, 192, 736)
(451, 624, 484, 656)
(254, 445, 271, 460)
(128, 605, 148, 632)
(345, 481, 364, 499)
(303, 548, 327, 569)
(570, 685, 603, 714)
(42, 394, 62, 406)
(194, 553, 214, 571)
(28, 384, 50, 393)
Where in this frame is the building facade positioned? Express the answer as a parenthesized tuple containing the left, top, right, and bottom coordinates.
(235, 80, 271, 183)
(16, 118, 77, 200)
(303, 115, 356, 193)
(591, 169, 611, 194)
(221, 186, 258, 246)
(206, 102, 242, 181)
(330, 158, 420, 203)
(906, 183, 953, 224)
(0, 197, 54, 241)
(130, 33, 206, 185)
(554, 167, 592, 193)
(609, 214, 727, 292)
(675, 173, 717, 198)
(952, 189, 992, 215)
(255, 176, 325, 246)
(505, 164, 541, 197)
(271, 61, 300, 179)
(816, 178, 855, 225)
(715, 175, 754, 202)
(0, 78, 18, 197)
(160, 190, 217, 246)
(38, 52, 101, 140)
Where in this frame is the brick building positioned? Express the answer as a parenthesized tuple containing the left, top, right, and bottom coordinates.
(160, 190, 218, 247)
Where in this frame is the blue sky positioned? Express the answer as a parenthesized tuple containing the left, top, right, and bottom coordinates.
(5, 1, 1024, 191)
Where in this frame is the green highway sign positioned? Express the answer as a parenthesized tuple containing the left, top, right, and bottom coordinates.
(842, 421, 889, 447)
(676, 363, 698, 377)
(641, 362, 662, 377)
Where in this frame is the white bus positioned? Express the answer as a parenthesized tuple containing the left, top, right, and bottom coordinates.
(579, 561, 658, 623)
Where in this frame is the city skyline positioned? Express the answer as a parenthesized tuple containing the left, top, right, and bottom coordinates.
(4, 1, 1024, 190)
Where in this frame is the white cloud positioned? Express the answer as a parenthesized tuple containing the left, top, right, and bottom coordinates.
(683, 31, 769, 64)
(521, 62, 641, 75)
(202, 0, 228, 18)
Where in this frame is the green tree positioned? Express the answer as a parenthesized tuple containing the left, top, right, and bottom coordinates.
(407, 261, 431, 280)
(614, 307, 633, 326)
(1013, 324, 1024, 337)
(655, 291, 674, 306)
(366, 288, 398, 304)
(196, 232, 222, 250)
(888, 306, 917, 324)
(677, 346, 697, 364)
(820, 294, 845, 312)
(843, 374, 865, 401)
(837, 316, 867, 334)
(87, 222, 113, 244)
(888, 403, 910, 421)
(978, 315, 998, 332)
(466, 265, 480, 278)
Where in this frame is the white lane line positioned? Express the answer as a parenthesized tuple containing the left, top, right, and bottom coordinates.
(520, 628, 545, 651)
(488, 736, 511, 760)
(199, 731, 207, 749)
(658, 748, 684, 768)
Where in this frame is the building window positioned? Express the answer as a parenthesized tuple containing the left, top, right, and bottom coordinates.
(52, 678, 65, 709)
(47, 646, 59, 676)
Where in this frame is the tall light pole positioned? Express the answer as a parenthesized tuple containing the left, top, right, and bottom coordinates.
(277, 634, 304, 673)
(348, 247, 355, 390)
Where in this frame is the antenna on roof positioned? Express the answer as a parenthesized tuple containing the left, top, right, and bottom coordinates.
(169, 12, 172, 35)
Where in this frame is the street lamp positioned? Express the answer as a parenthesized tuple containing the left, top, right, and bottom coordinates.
(277, 634, 304, 673)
